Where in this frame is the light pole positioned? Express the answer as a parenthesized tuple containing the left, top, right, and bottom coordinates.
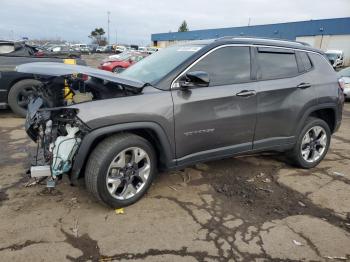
(107, 11, 110, 44)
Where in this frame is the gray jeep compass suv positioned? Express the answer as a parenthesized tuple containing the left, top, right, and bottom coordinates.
(20, 37, 344, 208)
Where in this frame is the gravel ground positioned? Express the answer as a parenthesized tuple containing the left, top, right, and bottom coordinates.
(0, 57, 349, 261)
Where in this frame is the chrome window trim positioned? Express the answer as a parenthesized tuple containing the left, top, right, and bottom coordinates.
(170, 44, 332, 89)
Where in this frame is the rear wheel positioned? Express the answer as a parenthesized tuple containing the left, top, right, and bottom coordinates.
(288, 117, 331, 168)
(85, 133, 157, 208)
(8, 79, 41, 117)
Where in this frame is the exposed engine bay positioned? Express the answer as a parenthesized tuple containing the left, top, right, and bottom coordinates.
(21, 62, 146, 184)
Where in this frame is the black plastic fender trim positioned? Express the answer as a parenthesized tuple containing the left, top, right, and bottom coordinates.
(70, 121, 175, 185)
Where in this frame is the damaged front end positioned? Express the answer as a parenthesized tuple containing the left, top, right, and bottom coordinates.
(26, 100, 88, 182)
(20, 62, 146, 185)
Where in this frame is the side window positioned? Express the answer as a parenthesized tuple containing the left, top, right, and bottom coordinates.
(189, 46, 251, 86)
(257, 48, 299, 79)
(299, 52, 312, 71)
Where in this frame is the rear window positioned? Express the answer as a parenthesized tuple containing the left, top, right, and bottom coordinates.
(257, 48, 299, 80)
(299, 52, 312, 71)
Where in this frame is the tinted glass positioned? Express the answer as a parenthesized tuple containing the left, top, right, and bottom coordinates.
(189, 46, 251, 86)
(258, 49, 298, 79)
(300, 52, 312, 71)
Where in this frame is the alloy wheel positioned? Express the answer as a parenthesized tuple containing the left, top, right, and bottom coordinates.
(300, 126, 328, 163)
(106, 147, 151, 200)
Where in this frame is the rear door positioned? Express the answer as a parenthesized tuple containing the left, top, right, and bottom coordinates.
(253, 47, 317, 149)
(171, 46, 258, 162)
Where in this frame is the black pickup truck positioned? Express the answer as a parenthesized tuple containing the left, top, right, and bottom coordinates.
(0, 40, 85, 117)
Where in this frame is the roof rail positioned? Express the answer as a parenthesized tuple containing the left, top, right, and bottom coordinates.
(215, 36, 310, 46)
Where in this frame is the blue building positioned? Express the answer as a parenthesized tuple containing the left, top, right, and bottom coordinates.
(151, 17, 350, 65)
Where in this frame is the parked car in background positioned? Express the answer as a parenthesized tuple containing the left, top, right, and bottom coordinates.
(96, 46, 106, 53)
(138, 46, 147, 52)
(99, 51, 147, 73)
(115, 45, 126, 53)
(36, 45, 81, 58)
(22, 37, 343, 208)
(96, 45, 114, 53)
(88, 44, 98, 53)
(325, 50, 344, 68)
(0, 40, 85, 116)
(73, 44, 91, 54)
(338, 67, 350, 100)
(147, 47, 160, 54)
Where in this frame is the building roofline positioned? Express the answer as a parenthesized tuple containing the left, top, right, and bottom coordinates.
(152, 17, 350, 42)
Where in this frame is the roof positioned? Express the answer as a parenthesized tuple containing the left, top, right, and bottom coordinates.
(175, 37, 323, 54)
(152, 17, 350, 42)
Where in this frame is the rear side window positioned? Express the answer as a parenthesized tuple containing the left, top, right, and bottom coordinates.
(299, 52, 313, 71)
(257, 48, 299, 80)
(189, 46, 251, 86)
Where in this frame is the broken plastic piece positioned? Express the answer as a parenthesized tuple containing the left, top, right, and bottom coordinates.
(30, 165, 51, 178)
(115, 208, 124, 214)
(292, 239, 303, 246)
(332, 171, 345, 177)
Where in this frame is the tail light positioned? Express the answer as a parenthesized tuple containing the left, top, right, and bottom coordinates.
(338, 78, 345, 91)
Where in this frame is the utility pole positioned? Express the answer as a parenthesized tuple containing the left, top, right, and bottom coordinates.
(115, 30, 117, 44)
(107, 11, 110, 44)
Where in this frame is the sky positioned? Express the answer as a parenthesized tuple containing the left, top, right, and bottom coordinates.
(0, 0, 349, 45)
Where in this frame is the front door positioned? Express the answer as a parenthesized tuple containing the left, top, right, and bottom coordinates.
(171, 46, 258, 163)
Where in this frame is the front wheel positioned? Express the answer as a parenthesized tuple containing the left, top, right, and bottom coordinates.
(288, 117, 331, 168)
(85, 133, 157, 208)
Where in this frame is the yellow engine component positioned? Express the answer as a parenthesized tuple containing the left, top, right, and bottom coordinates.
(63, 59, 76, 102)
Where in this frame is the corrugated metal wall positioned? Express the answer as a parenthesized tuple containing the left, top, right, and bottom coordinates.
(152, 17, 350, 42)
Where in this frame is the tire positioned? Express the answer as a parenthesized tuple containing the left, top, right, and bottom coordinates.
(8, 79, 42, 117)
(112, 66, 124, 74)
(85, 133, 157, 208)
(288, 117, 331, 168)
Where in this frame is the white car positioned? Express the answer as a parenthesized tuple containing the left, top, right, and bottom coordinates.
(115, 45, 126, 53)
(325, 50, 344, 68)
(96, 46, 106, 53)
(338, 67, 350, 100)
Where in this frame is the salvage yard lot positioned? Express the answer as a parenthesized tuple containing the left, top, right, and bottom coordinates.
(0, 63, 350, 260)
(0, 103, 349, 261)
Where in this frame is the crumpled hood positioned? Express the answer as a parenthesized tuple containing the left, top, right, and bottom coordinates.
(16, 62, 145, 88)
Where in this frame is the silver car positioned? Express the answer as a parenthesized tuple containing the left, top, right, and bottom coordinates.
(338, 67, 350, 99)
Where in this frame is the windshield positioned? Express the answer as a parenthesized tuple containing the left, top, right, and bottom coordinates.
(120, 44, 203, 83)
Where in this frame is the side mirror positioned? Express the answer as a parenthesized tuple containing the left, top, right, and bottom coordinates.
(179, 71, 210, 89)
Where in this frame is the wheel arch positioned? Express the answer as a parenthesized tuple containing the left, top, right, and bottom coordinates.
(70, 122, 175, 185)
(296, 104, 337, 136)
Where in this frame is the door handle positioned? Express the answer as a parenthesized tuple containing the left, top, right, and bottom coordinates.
(236, 90, 256, 97)
(297, 82, 311, 89)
